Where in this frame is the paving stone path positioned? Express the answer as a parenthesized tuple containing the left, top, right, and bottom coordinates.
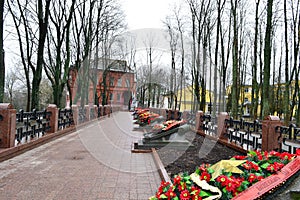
(0, 112, 161, 200)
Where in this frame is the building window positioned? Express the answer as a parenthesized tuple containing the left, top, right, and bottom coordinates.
(244, 88, 249, 93)
(117, 93, 121, 102)
(117, 78, 122, 87)
(125, 79, 130, 88)
(110, 93, 114, 101)
(110, 77, 114, 86)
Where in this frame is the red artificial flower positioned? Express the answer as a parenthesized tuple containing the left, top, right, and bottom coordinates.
(198, 164, 207, 172)
(263, 151, 269, 158)
(216, 175, 229, 187)
(280, 152, 294, 161)
(257, 176, 264, 181)
(250, 161, 260, 171)
(165, 188, 177, 199)
(156, 190, 163, 198)
(173, 175, 182, 186)
(191, 186, 202, 200)
(200, 171, 211, 182)
(269, 150, 280, 157)
(273, 162, 285, 171)
(157, 181, 170, 194)
(233, 155, 247, 160)
(266, 164, 275, 172)
(192, 196, 202, 200)
(248, 173, 257, 183)
(242, 162, 251, 170)
(178, 182, 187, 191)
(180, 190, 191, 200)
(225, 180, 236, 193)
(254, 150, 263, 160)
(242, 161, 260, 171)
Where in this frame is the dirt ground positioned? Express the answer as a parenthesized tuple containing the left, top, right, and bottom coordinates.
(157, 131, 245, 178)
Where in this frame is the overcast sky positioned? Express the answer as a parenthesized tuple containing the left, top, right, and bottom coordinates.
(121, 0, 178, 30)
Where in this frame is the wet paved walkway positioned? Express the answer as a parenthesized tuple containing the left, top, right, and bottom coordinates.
(0, 112, 161, 200)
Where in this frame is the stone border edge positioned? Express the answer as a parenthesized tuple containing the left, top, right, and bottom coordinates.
(151, 148, 171, 183)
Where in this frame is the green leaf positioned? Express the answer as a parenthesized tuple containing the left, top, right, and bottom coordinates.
(207, 168, 215, 174)
(242, 181, 250, 185)
(159, 194, 167, 199)
(222, 187, 228, 193)
(261, 162, 270, 169)
(183, 175, 190, 181)
(200, 190, 212, 197)
(249, 150, 257, 156)
(173, 197, 179, 200)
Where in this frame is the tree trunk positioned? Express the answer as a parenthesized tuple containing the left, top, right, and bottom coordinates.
(31, 0, 51, 109)
(0, 0, 4, 103)
(262, 0, 273, 118)
(252, 0, 260, 119)
(231, 0, 239, 119)
(283, 0, 290, 125)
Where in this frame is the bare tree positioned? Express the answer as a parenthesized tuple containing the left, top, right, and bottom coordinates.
(251, 0, 260, 119)
(164, 16, 179, 109)
(174, 6, 186, 111)
(0, 0, 4, 103)
(44, 0, 76, 108)
(262, 0, 274, 118)
(32, 0, 51, 109)
(7, 0, 51, 110)
(188, 0, 212, 112)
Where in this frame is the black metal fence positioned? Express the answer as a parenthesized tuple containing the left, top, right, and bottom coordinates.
(186, 112, 196, 126)
(16, 109, 51, 144)
(201, 114, 218, 137)
(89, 107, 95, 120)
(276, 124, 300, 154)
(78, 107, 86, 124)
(224, 118, 262, 151)
(199, 115, 263, 151)
(58, 108, 73, 130)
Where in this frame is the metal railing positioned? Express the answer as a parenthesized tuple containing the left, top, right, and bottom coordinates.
(186, 112, 196, 126)
(78, 107, 86, 124)
(201, 114, 218, 137)
(276, 124, 300, 154)
(224, 118, 262, 151)
(58, 108, 73, 130)
(16, 109, 51, 144)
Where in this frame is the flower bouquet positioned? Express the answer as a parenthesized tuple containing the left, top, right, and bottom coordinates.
(134, 110, 160, 126)
(151, 120, 187, 134)
(150, 149, 300, 200)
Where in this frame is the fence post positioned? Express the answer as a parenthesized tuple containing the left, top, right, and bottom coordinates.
(71, 105, 79, 125)
(84, 105, 90, 121)
(99, 105, 103, 117)
(182, 110, 189, 121)
(161, 109, 167, 119)
(217, 112, 229, 140)
(195, 111, 204, 132)
(0, 103, 16, 148)
(93, 105, 97, 119)
(46, 104, 58, 134)
(262, 115, 283, 152)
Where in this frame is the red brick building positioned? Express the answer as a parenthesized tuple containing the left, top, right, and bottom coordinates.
(67, 59, 136, 108)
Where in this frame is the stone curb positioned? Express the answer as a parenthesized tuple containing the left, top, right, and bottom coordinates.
(151, 148, 171, 183)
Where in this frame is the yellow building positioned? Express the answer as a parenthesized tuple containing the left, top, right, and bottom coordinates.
(226, 81, 300, 118)
(175, 85, 213, 112)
